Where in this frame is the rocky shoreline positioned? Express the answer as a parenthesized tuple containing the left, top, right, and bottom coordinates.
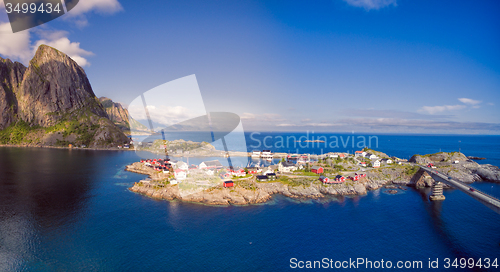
(0, 144, 135, 151)
(126, 151, 500, 206)
(126, 162, 405, 205)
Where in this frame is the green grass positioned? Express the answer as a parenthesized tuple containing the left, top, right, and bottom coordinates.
(232, 174, 252, 179)
(276, 176, 314, 187)
(404, 165, 420, 176)
(0, 120, 41, 144)
(292, 170, 321, 176)
(235, 179, 256, 190)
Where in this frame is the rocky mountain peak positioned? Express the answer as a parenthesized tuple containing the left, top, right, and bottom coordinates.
(17, 44, 107, 127)
(0, 45, 129, 147)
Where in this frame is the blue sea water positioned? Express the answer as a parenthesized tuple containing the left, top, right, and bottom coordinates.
(0, 133, 499, 271)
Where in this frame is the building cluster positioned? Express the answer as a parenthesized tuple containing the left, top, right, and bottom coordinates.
(319, 173, 367, 184)
(138, 148, 402, 189)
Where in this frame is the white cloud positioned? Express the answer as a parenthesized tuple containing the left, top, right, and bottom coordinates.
(418, 105, 466, 115)
(339, 109, 453, 120)
(0, 27, 94, 66)
(418, 98, 485, 115)
(0, 22, 32, 63)
(240, 112, 284, 122)
(338, 117, 500, 132)
(0, 1, 123, 66)
(32, 30, 94, 66)
(128, 105, 198, 127)
(65, 0, 123, 27)
(343, 0, 397, 10)
(458, 98, 481, 105)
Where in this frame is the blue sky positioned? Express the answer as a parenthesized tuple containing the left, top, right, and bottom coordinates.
(1, 0, 499, 134)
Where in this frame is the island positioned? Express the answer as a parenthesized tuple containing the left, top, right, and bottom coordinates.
(127, 147, 500, 205)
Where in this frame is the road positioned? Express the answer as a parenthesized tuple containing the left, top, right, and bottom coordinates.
(420, 165, 500, 215)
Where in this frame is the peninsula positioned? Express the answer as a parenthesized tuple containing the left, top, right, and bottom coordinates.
(127, 148, 500, 205)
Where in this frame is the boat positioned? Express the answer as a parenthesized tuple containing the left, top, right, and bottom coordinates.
(261, 150, 273, 161)
(298, 154, 310, 164)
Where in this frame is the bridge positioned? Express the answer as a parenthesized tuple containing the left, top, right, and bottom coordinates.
(419, 165, 500, 215)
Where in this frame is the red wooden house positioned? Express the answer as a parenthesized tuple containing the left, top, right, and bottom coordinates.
(219, 171, 231, 179)
(311, 166, 324, 174)
(355, 173, 367, 178)
(246, 167, 259, 174)
(334, 175, 346, 183)
(223, 181, 234, 188)
(230, 168, 246, 177)
(319, 176, 329, 183)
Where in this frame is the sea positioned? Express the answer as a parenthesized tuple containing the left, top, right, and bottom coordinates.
(0, 133, 499, 271)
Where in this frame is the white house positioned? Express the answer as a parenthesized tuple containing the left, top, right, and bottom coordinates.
(170, 179, 178, 185)
(169, 160, 178, 167)
(262, 167, 274, 175)
(366, 153, 377, 160)
(174, 169, 187, 180)
(176, 161, 188, 171)
(205, 169, 215, 176)
(330, 154, 339, 158)
(381, 158, 393, 164)
(199, 160, 223, 169)
(278, 161, 298, 173)
(373, 160, 381, 168)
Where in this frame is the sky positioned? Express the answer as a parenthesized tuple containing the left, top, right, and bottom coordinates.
(0, 0, 499, 134)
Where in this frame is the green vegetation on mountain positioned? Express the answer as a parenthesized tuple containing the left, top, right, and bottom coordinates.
(0, 45, 129, 147)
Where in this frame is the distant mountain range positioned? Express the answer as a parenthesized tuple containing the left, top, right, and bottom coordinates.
(0, 45, 136, 147)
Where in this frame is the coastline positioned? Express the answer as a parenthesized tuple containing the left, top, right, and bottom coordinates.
(125, 151, 500, 206)
(125, 162, 413, 206)
(0, 144, 136, 151)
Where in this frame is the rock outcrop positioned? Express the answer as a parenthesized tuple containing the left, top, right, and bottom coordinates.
(474, 164, 500, 182)
(0, 58, 26, 130)
(0, 45, 129, 147)
(99, 97, 148, 133)
(409, 152, 468, 165)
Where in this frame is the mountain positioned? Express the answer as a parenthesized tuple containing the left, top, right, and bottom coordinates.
(99, 97, 149, 134)
(0, 57, 25, 130)
(0, 45, 129, 147)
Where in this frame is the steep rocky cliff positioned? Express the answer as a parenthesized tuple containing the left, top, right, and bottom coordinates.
(0, 58, 26, 130)
(99, 97, 148, 133)
(0, 45, 129, 147)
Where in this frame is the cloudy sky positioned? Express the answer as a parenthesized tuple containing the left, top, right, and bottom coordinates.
(0, 0, 499, 134)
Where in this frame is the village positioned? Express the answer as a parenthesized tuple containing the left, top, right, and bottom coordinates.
(133, 147, 410, 189)
(126, 145, 491, 206)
